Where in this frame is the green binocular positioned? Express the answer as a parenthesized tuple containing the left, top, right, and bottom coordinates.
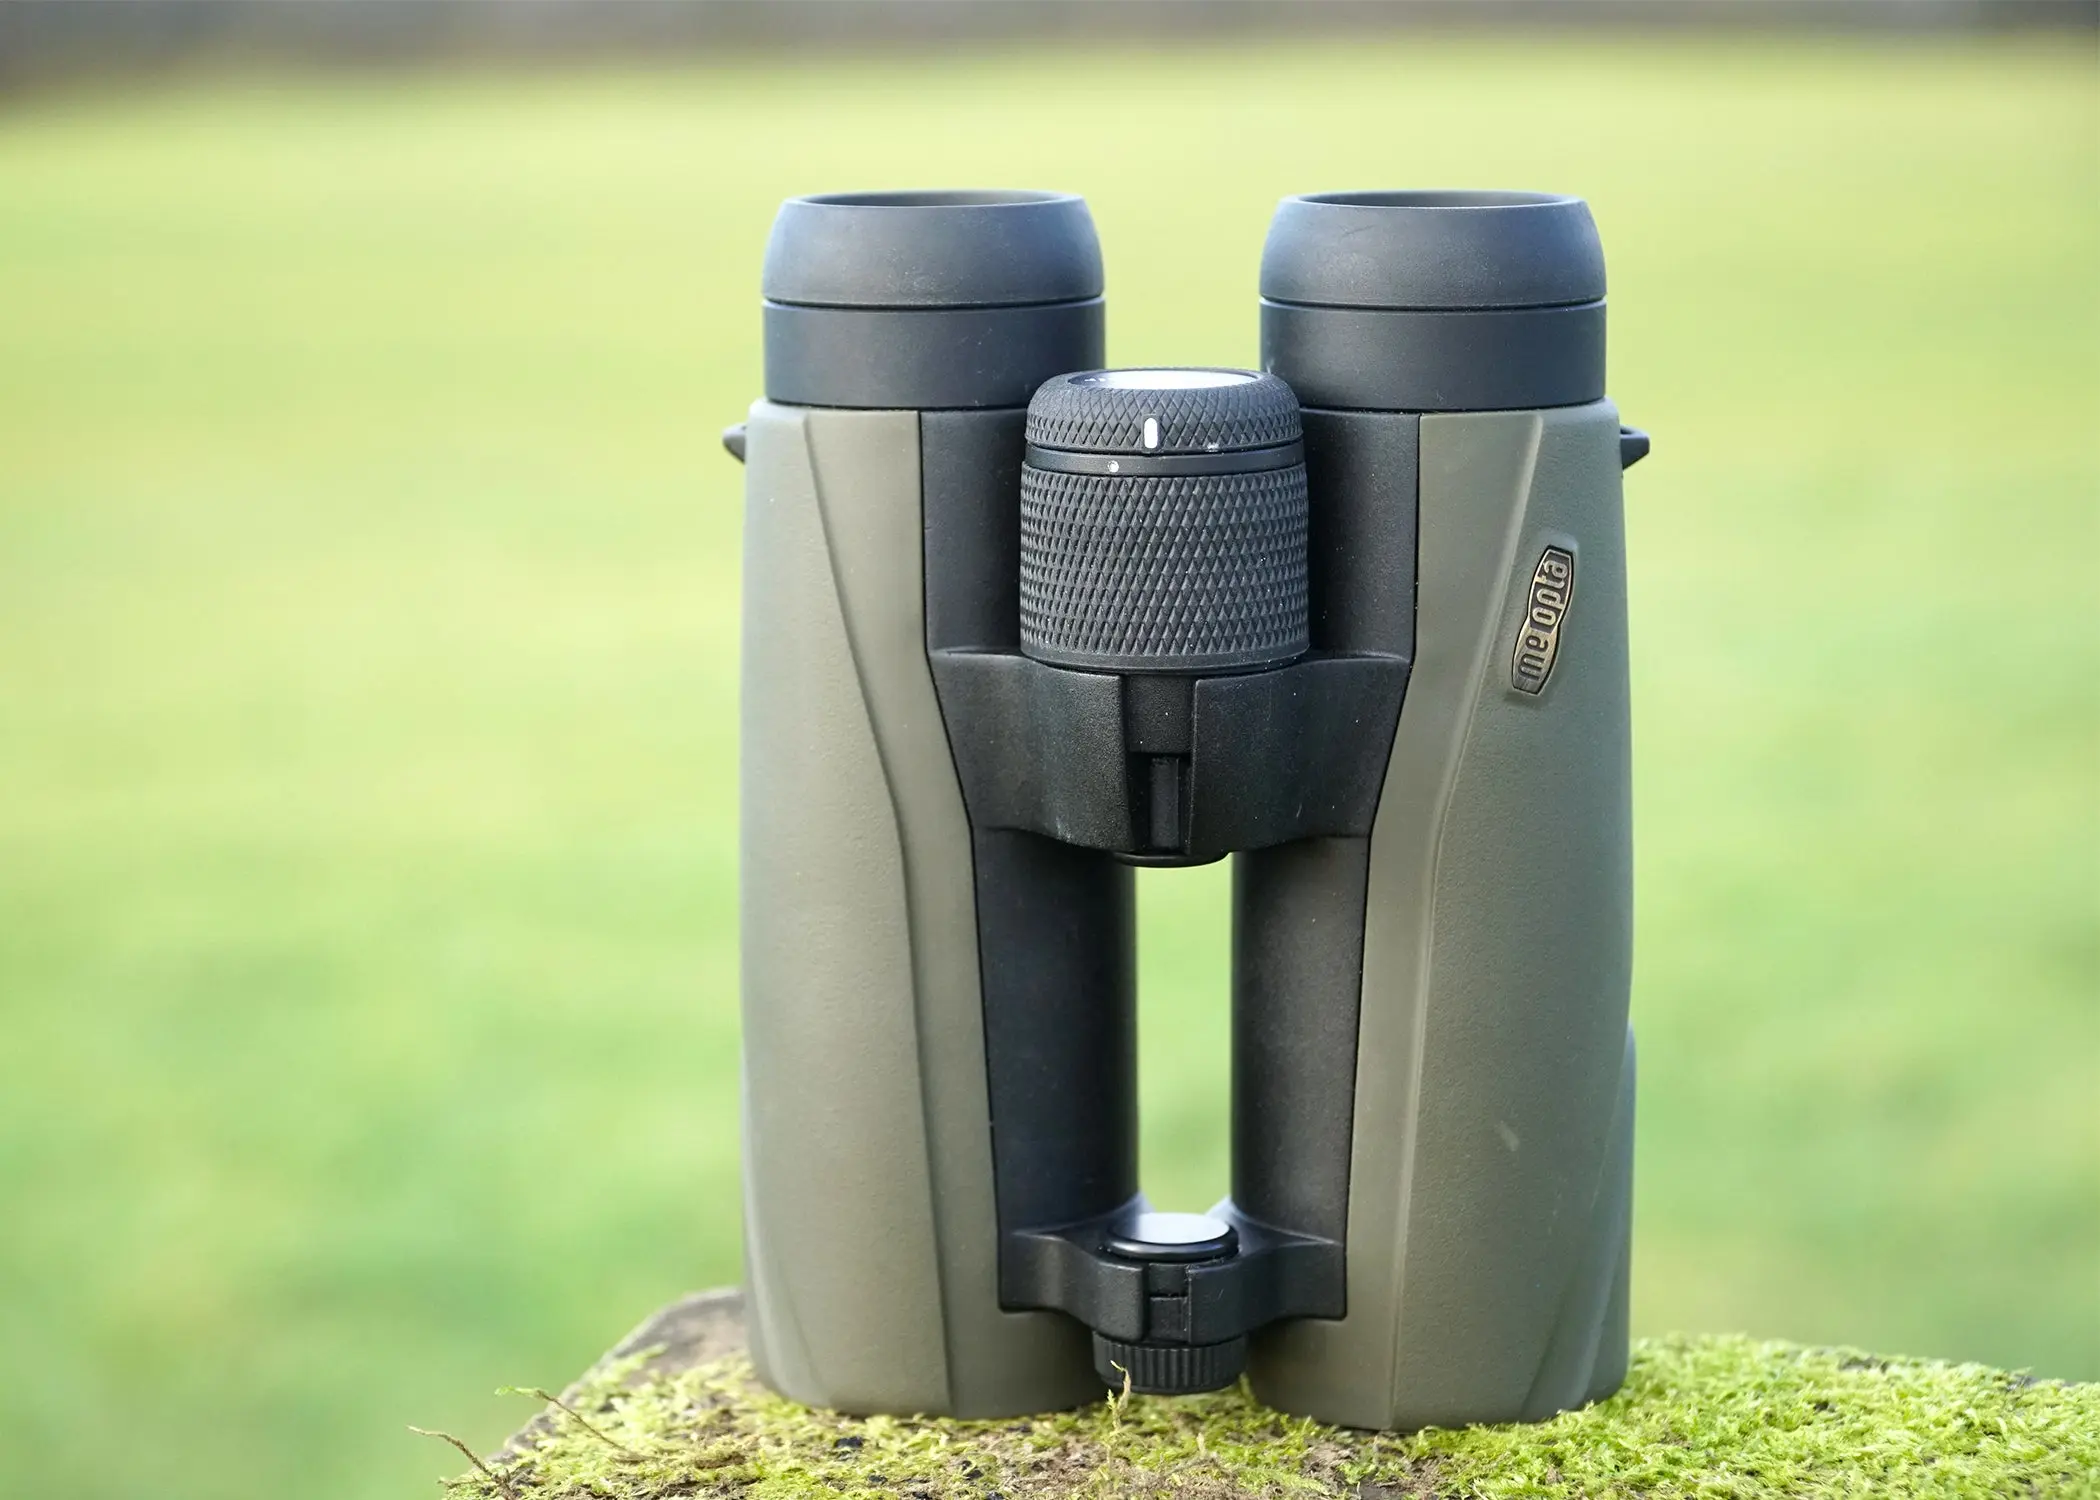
(727, 189, 1647, 1430)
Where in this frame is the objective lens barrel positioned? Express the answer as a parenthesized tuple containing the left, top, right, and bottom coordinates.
(740, 189, 1116, 1422)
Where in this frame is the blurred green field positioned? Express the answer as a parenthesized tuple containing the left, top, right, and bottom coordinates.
(0, 34, 2093, 1500)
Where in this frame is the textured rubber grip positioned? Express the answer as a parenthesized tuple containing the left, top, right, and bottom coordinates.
(1019, 464, 1309, 674)
(1019, 367, 1310, 675)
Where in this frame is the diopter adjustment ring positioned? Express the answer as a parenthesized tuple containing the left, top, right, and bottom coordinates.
(1026, 369, 1302, 456)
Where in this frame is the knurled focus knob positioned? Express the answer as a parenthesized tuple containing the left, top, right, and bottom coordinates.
(1020, 369, 1309, 675)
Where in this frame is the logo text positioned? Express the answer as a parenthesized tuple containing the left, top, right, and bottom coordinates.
(1511, 546, 1575, 695)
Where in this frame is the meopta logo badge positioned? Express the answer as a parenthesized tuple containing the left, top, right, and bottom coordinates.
(1510, 546, 1576, 695)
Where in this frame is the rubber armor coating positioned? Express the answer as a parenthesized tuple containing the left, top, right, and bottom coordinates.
(1247, 402, 1634, 1430)
(739, 401, 1099, 1417)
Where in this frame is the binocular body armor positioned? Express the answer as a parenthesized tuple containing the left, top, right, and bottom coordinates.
(732, 190, 1643, 1432)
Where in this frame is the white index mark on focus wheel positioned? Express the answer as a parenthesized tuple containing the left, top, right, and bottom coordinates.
(1141, 416, 1161, 450)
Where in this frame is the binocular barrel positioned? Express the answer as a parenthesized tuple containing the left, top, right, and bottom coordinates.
(735, 189, 1638, 1431)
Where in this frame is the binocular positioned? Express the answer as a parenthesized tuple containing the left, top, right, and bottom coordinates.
(726, 189, 1646, 1432)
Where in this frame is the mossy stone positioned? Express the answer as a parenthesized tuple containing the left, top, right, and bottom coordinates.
(435, 1290, 2096, 1499)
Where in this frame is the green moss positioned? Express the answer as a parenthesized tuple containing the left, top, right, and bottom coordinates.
(441, 1336, 2096, 1499)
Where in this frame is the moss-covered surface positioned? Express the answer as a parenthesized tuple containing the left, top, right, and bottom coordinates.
(440, 1331, 2097, 1498)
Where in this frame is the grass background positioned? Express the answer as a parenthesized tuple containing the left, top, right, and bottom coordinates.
(0, 33, 2093, 1500)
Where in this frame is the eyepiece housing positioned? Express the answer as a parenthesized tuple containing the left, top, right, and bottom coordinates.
(762, 190, 1104, 408)
(1261, 190, 1606, 412)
